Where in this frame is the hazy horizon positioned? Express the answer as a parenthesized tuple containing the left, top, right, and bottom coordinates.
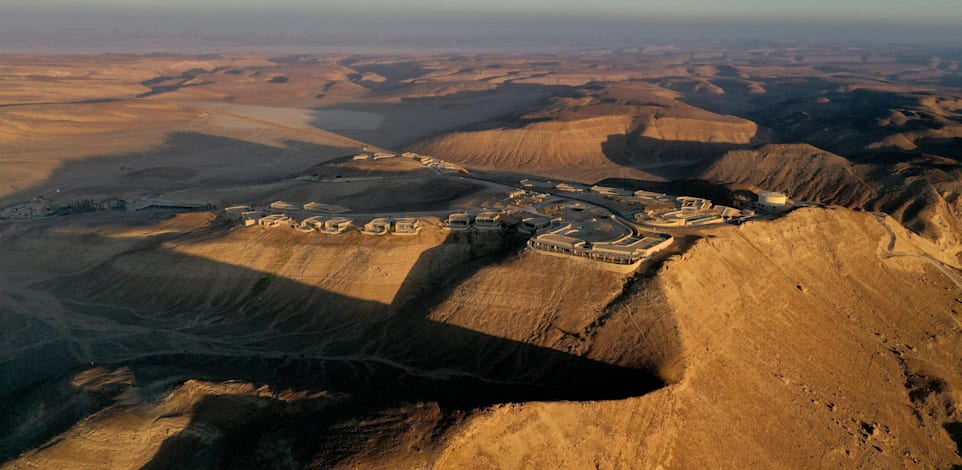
(1, 1, 961, 53)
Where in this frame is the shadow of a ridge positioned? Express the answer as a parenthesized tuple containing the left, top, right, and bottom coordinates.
(600, 129, 755, 181)
(946, 422, 962, 469)
(1, 224, 662, 465)
(312, 83, 568, 149)
(0, 131, 357, 208)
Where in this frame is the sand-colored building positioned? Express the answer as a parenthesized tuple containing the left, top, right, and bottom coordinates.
(300, 215, 326, 230)
(259, 214, 293, 228)
(361, 217, 392, 235)
(556, 183, 588, 193)
(319, 217, 353, 234)
(446, 213, 472, 231)
(676, 196, 713, 211)
(634, 189, 668, 199)
(303, 202, 350, 213)
(129, 198, 205, 211)
(529, 230, 673, 266)
(519, 216, 553, 234)
(352, 153, 372, 160)
(474, 212, 502, 230)
(393, 218, 421, 235)
(270, 201, 299, 212)
(591, 185, 633, 197)
(224, 205, 251, 221)
(241, 211, 263, 227)
(590, 234, 673, 264)
(521, 178, 556, 189)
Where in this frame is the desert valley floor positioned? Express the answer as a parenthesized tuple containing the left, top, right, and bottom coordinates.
(1, 46, 962, 468)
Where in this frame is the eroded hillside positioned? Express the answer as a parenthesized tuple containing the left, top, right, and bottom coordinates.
(2, 208, 961, 468)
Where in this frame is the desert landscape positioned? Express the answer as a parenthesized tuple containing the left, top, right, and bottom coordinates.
(2, 39, 962, 469)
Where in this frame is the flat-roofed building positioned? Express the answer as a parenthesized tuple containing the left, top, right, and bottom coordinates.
(634, 189, 667, 199)
(320, 217, 353, 234)
(129, 198, 204, 211)
(519, 216, 552, 234)
(521, 178, 556, 189)
(224, 205, 251, 221)
(446, 213, 471, 231)
(591, 185, 632, 197)
(676, 196, 713, 211)
(270, 201, 298, 212)
(300, 215, 326, 230)
(303, 202, 350, 213)
(352, 153, 372, 160)
(474, 212, 502, 230)
(529, 228, 673, 266)
(259, 214, 293, 228)
(556, 183, 588, 193)
(241, 211, 263, 227)
(373, 152, 397, 159)
(362, 217, 392, 235)
(393, 218, 421, 234)
(528, 233, 587, 256)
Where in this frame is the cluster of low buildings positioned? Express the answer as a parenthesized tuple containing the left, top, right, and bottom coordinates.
(264, 200, 350, 214)
(444, 211, 503, 231)
(360, 217, 422, 235)
(635, 196, 746, 227)
(351, 151, 462, 173)
(527, 221, 673, 267)
(224, 205, 423, 236)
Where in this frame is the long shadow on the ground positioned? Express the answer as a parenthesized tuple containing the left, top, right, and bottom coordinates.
(0, 225, 663, 466)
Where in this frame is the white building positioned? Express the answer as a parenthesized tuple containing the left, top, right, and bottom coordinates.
(757, 192, 789, 212)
